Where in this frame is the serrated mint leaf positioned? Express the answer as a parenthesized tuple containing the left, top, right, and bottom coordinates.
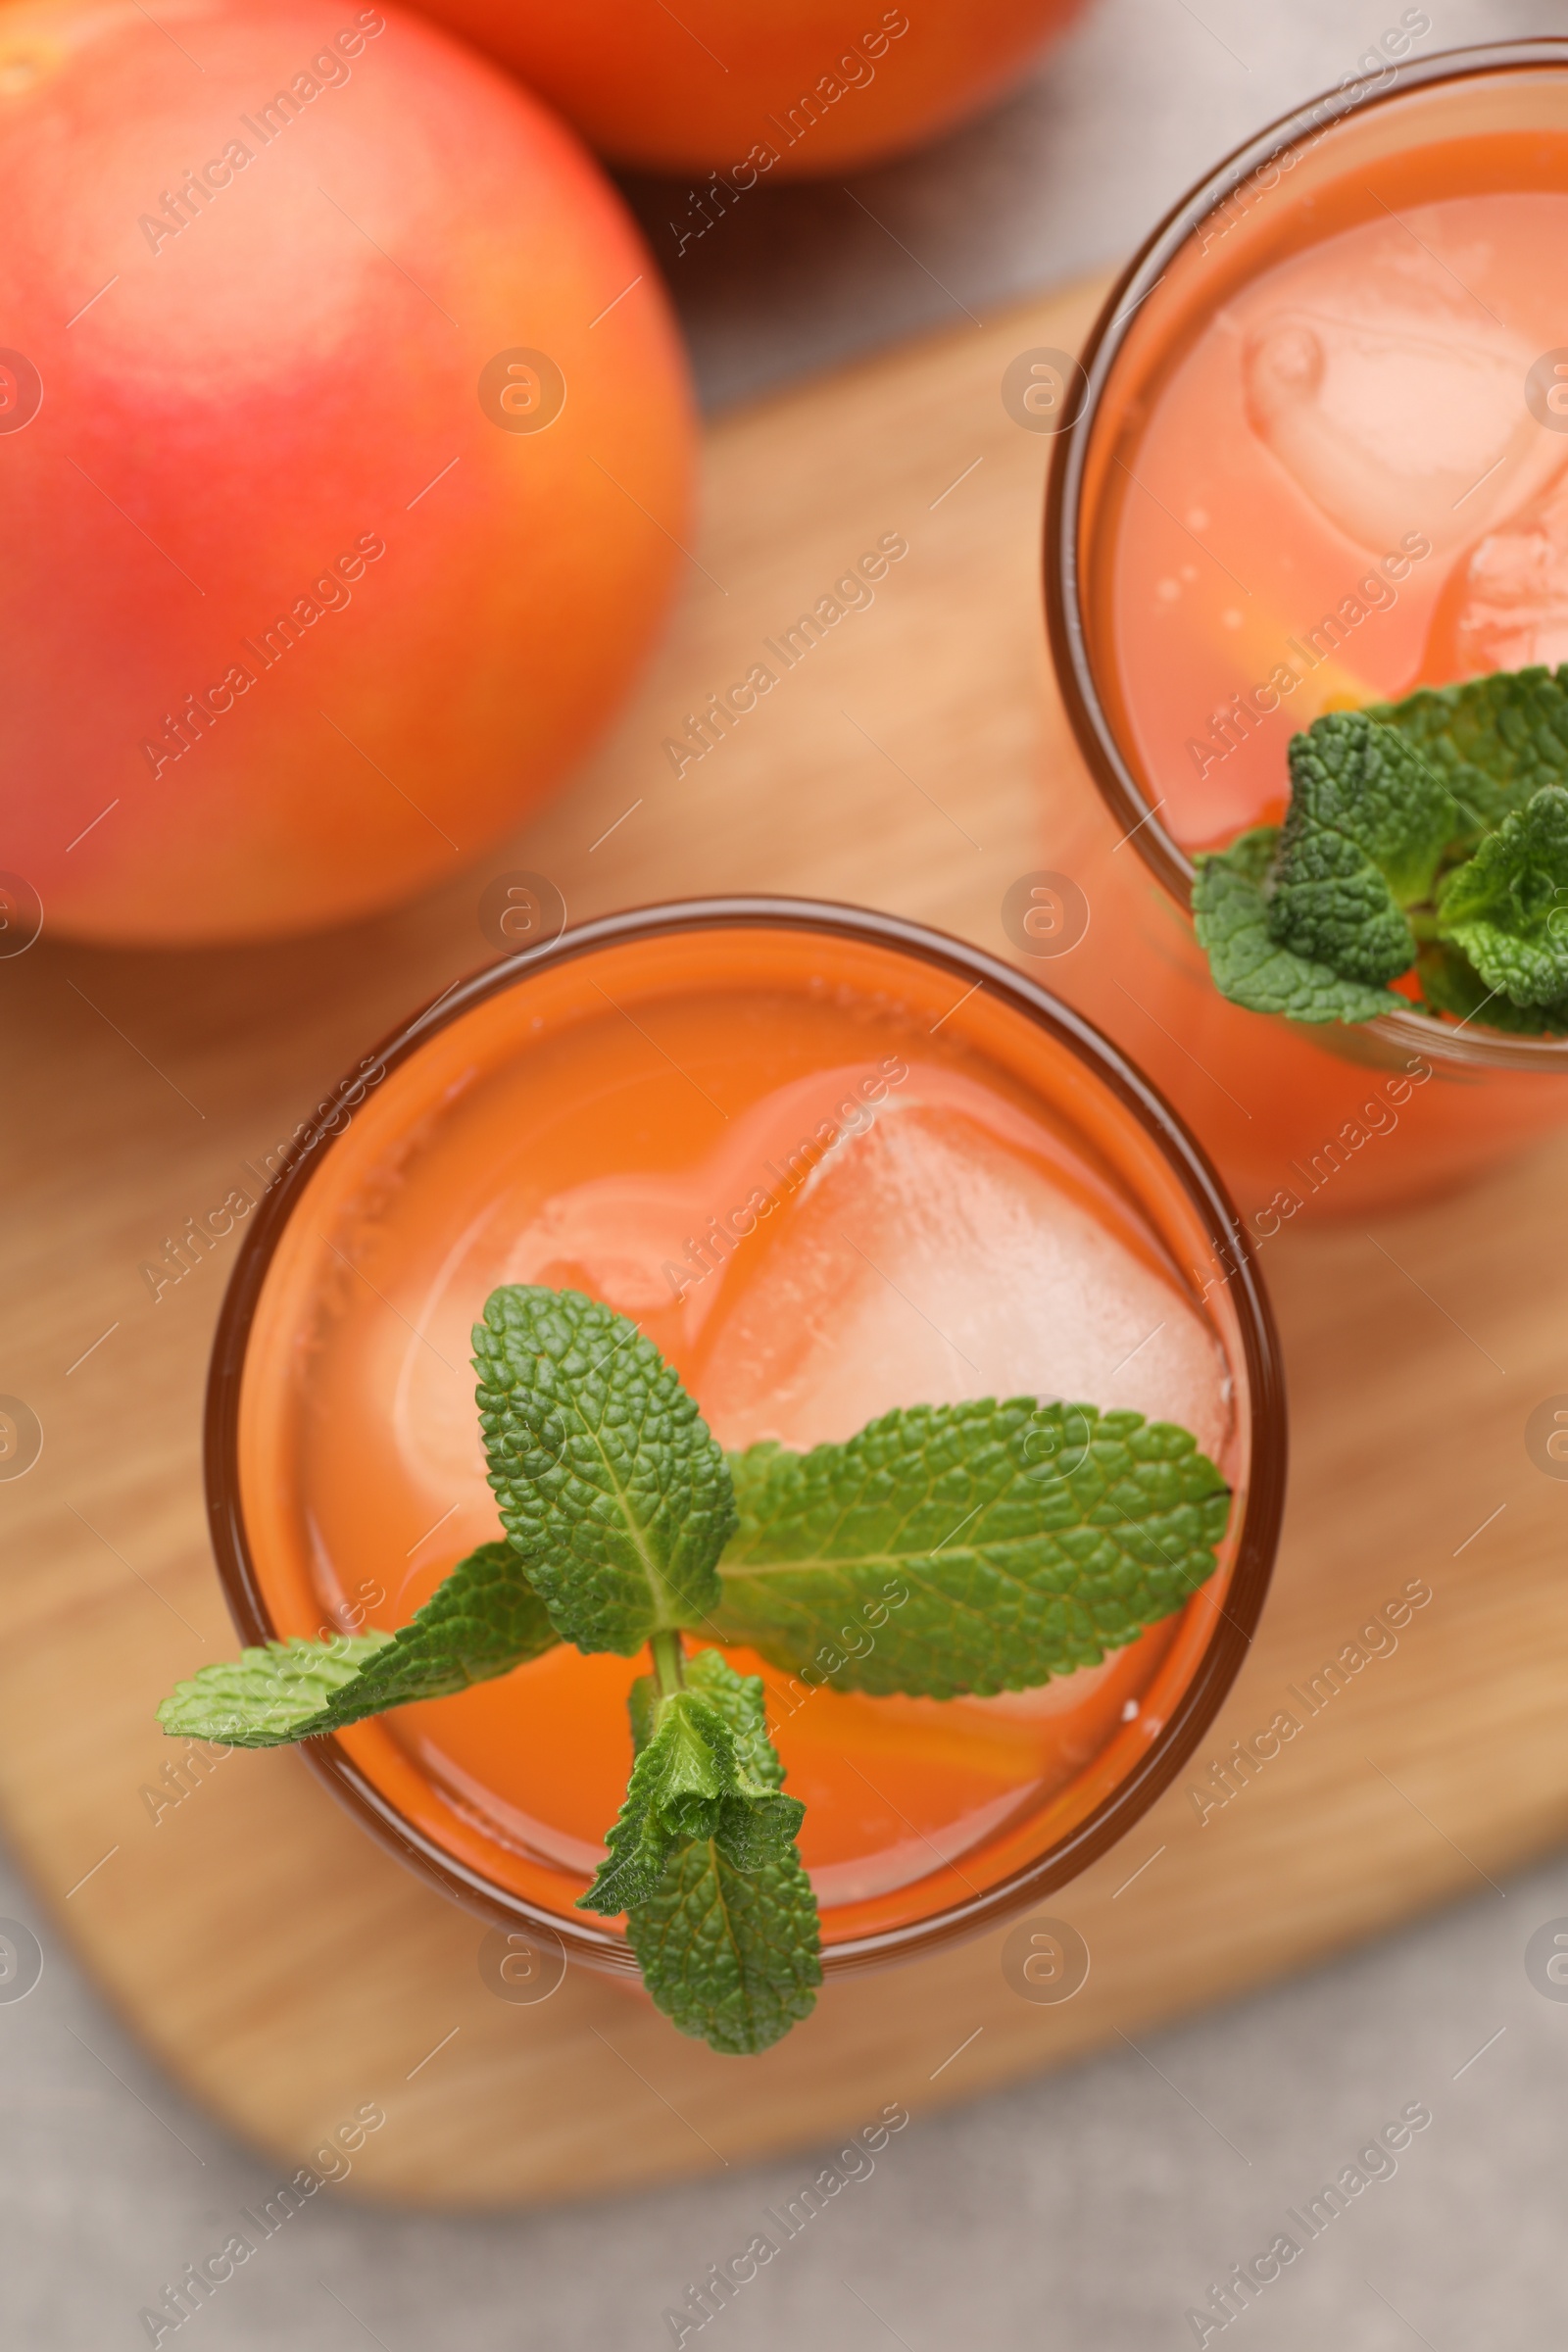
(686, 1647, 805, 1872)
(622, 1652, 819, 2055)
(1435, 784, 1568, 1007)
(625, 1838, 821, 2057)
(684, 1648, 785, 1785)
(1281, 710, 1459, 913)
(710, 1399, 1231, 1700)
(157, 1634, 394, 1746)
(579, 1649, 804, 1915)
(156, 1540, 559, 1747)
(578, 1690, 732, 1914)
(1192, 831, 1405, 1024)
(474, 1286, 736, 1655)
(1269, 816, 1414, 986)
(1416, 941, 1568, 1036)
(1369, 663, 1568, 845)
(1266, 713, 1444, 984)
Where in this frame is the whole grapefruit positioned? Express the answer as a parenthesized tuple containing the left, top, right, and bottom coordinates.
(407, 0, 1091, 181)
(0, 0, 693, 944)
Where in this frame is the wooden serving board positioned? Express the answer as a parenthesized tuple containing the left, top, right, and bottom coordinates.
(8, 275, 1568, 2206)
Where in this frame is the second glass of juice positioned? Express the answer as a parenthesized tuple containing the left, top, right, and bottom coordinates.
(1045, 38, 1568, 1230)
(209, 899, 1284, 1976)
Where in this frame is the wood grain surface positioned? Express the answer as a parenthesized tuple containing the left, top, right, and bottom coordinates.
(6, 274, 1568, 2207)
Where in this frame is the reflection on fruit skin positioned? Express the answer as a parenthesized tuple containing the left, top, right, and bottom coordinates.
(7, 0, 695, 945)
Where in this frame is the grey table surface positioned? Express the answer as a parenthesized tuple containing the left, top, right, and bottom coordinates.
(9, 2, 1567, 2345)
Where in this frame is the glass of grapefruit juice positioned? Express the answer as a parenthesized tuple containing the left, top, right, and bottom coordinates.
(1046, 38, 1568, 1233)
(208, 900, 1284, 1976)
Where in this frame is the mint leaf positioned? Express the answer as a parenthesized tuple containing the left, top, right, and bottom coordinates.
(626, 1840, 821, 2057)
(475, 1286, 736, 1655)
(578, 1689, 730, 1914)
(686, 1646, 807, 1871)
(579, 1650, 805, 1915)
(710, 1399, 1230, 1699)
(157, 1540, 559, 1746)
(1192, 828, 1405, 1024)
(682, 1647, 783, 1779)
(622, 1650, 819, 2055)
(1416, 940, 1568, 1035)
(1436, 784, 1568, 1007)
(1269, 712, 1458, 980)
(157, 1633, 394, 1746)
(1369, 663, 1568, 845)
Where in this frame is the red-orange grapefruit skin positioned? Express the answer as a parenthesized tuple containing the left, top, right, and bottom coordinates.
(1, 0, 694, 944)
(409, 0, 1091, 180)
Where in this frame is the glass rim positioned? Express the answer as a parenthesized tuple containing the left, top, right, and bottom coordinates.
(204, 894, 1288, 1978)
(1044, 35, 1568, 1074)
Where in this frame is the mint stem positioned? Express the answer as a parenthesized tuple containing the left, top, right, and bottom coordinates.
(651, 1627, 686, 1699)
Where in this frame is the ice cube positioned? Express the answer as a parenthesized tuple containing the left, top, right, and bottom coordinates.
(1238, 239, 1565, 556)
(1425, 476, 1568, 677)
(374, 1077, 1232, 1585)
(695, 1090, 1232, 1466)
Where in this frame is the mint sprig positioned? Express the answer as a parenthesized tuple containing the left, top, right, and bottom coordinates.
(1193, 663, 1568, 1033)
(624, 1652, 820, 2056)
(163, 1286, 1230, 2055)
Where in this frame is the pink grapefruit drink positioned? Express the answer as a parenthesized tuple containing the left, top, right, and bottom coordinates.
(209, 903, 1283, 1972)
(1047, 38, 1568, 1233)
